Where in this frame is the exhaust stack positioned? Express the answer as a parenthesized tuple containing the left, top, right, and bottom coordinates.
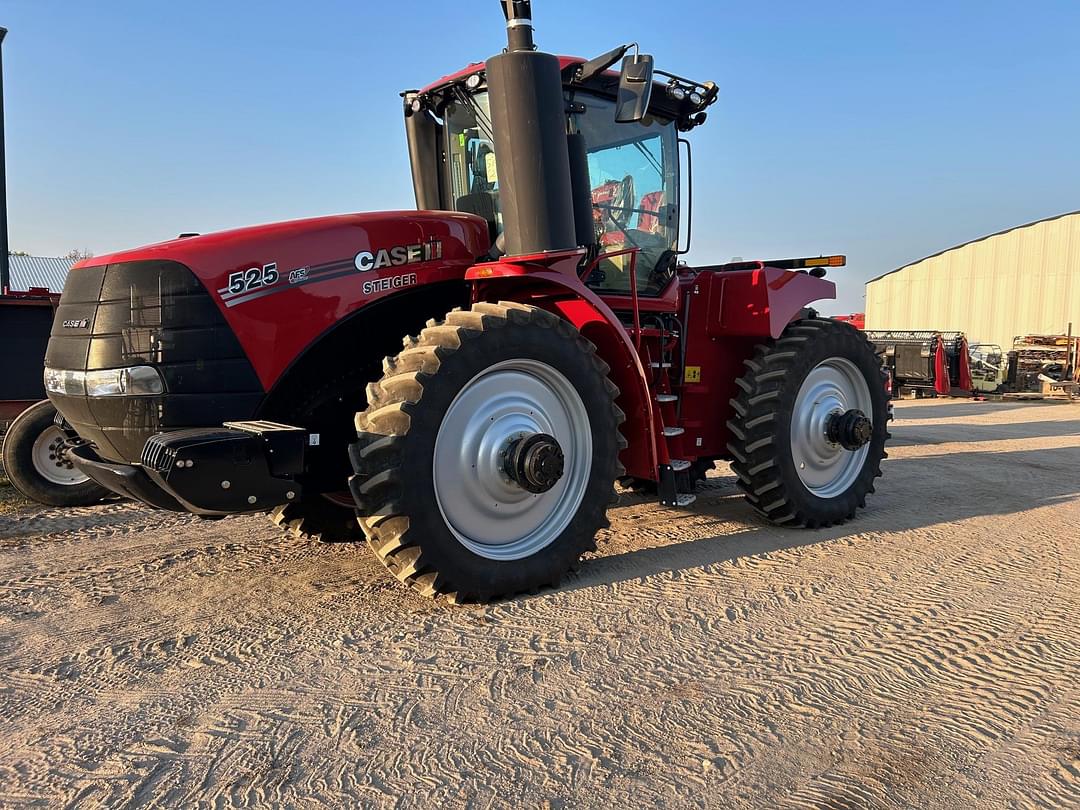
(486, 1, 577, 257)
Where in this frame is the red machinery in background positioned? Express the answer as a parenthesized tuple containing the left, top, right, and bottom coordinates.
(832, 313, 865, 330)
(865, 330, 973, 398)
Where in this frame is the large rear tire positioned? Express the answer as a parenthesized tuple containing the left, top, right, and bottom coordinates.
(265, 371, 366, 544)
(727, 318, 889, 528)
(2, 400, 110, 507)
(348, 302, 624, 601)
(268, 494, 362, 543)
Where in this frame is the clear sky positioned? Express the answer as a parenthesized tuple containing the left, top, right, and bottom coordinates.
(3, 0, 1078, 313)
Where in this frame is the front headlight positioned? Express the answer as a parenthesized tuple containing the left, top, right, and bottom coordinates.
(44, 367, 87, 396)
(44, 366, 165, 397)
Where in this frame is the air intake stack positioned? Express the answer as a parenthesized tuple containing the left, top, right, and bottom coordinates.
(485, 1, 577, 257)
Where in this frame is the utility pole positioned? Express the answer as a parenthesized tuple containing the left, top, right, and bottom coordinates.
(0, 27, 9, 294)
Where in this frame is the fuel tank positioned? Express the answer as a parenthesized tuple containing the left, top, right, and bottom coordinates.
(46, 210, 490, 461)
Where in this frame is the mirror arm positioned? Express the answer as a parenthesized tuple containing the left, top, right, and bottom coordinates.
(574, 43, 635, 84)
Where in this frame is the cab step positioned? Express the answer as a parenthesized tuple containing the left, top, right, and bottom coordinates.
(658, 461, 698, 509)
(650, 362, 672, 368)
(655, 393, 678, 403)
(663, 426, 684, 437)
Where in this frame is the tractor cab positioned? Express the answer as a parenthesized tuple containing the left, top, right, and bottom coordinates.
(403, 53, 716, 299)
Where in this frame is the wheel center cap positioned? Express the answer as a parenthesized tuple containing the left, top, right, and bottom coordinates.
(503, 433, 565, 493)
(826, 408, 874, 451)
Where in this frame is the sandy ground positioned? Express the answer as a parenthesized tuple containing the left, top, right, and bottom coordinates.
(0, 399, 1077, 809)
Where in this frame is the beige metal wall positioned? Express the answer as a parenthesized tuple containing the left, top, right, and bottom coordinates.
(865, 211, 1080, 349)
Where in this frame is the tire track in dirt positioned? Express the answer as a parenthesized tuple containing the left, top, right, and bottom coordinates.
(0, 399, 1076, 808)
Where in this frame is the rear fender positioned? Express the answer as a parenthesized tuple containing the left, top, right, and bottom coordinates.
(467, 261, 658, 478)
(701, 268, 836, 338)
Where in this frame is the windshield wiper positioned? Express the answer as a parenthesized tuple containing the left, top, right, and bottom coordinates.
(631, 140, 663, 177)
(452, 85, 495, 142)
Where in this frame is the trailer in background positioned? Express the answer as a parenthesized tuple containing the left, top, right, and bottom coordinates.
(0, 287, 55, 426)
(1, 288, 109, 505)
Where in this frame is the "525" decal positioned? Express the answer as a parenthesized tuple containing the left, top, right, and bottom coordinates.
(227, 263, 279, 295)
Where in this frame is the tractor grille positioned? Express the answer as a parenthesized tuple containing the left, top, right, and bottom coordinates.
(141, 434, 177, 472)
(46, 260, 265, 462)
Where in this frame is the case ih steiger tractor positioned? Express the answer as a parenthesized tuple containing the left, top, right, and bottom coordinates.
(44, 1, 889, 600)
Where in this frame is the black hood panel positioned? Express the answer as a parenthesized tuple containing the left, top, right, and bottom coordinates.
(46, 260, 263, 462)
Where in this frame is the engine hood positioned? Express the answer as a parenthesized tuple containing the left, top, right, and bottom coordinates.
(79, 210, 491, 276)
(67, 210, 491, 390)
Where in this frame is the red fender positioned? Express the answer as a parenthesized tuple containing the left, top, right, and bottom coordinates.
(701, 267, 837, 339)
(466, 252, 658, 479)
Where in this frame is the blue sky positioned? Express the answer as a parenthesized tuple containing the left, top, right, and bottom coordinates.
(3, 0, 1078, 313)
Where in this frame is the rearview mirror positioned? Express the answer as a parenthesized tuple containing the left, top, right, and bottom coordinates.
(615, 53, 654, 123)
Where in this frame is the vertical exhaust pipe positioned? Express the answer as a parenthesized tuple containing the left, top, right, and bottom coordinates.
(0, 27, 9, 294)
(486, 1, 577, 257)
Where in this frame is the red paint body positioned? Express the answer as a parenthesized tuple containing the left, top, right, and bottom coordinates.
(70, 213, 834, 480)
(465, 248, 834, 478)
(77, 212, 490, 390)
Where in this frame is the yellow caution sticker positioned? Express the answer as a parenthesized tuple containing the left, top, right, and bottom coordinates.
(684, 366, 701, 383)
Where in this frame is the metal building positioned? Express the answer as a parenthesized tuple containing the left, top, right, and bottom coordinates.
(865, 210, 1080, 349)
(6, 254, 75, 293)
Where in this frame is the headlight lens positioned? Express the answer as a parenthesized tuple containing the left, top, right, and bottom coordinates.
(119, 366, 165, 395)
(44, 366, 164, 397)
(85, 369, 125, 397)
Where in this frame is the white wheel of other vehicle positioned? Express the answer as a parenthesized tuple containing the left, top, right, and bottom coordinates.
(31, 425, 91, 486)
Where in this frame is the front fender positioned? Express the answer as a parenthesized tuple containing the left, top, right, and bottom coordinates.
(466, 259, 658, 479)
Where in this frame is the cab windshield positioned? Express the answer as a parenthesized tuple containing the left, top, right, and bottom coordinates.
(444, 89, 679, 296)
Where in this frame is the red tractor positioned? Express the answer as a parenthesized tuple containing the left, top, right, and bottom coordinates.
(44, 1, 888, 600)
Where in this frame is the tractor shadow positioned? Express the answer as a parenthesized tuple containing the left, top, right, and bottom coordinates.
(557, 444, 1080, 596)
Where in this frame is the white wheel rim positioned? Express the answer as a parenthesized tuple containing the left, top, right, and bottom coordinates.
(433, 359, 592, 561)
(31, 426, 91, 487)
(791, 358, 872, 498)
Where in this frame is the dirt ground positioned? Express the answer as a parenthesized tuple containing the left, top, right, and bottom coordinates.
(0, 399, 1077, 809)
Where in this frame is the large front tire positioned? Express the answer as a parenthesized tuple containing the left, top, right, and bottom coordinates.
(348, 302, 624, 601)
(727, 318, 889, 528)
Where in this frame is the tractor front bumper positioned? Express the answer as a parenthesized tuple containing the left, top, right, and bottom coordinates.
(68, 421, 307, 516)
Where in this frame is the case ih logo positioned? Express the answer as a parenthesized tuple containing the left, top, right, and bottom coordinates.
(217, 238, 444, 308)
(62, 319, 89, 329)
(353, 239, 442, 272)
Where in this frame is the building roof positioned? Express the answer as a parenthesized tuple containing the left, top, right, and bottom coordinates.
(6, 254, 76, 293)
(868, 209, 1080, 284)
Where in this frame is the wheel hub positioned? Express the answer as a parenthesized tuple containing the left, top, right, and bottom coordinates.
(31, 426, 91, 487)
(825, 409, 874, 451)
(791, 358, 873, 498)
(503, 433, 565, 493)
(432, 359, 592, 561)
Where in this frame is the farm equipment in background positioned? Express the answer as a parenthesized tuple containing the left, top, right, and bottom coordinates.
(968, 343, 1005, 393)
(865, 330, 973, 398)
(832, 313, 865, 330)
(1006, 334, 1080, 397)
(41, 0, 889, 600)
